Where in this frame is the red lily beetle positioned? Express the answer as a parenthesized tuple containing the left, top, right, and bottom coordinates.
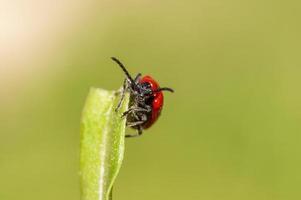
(111, 57, 174, 137)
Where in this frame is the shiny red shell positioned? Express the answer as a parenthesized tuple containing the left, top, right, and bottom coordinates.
(139, 75, 164, 129)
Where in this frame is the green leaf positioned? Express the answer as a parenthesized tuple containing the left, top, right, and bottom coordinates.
(80, 88, 129, 200)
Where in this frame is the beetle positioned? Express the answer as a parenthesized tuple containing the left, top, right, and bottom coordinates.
(111, 57, 174, 137)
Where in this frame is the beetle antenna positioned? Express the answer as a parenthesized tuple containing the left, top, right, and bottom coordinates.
(155, 87, 174, 93)
(111, 57, 135, 84)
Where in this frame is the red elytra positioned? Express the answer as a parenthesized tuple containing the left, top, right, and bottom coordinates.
(111, 57, 174, 137)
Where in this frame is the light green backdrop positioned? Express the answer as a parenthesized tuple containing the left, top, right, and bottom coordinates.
(1, 0, 301, 199)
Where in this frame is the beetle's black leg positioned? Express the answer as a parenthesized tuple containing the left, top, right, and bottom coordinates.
(125, 126, 143, 138)
(125, 114, 146, 138)
(138, 126, 143, 135)
(126, 113, 147, 128)
(122, 106, 150, 118)
(115, 79, 128, 112)
(126, 120, 145, 127)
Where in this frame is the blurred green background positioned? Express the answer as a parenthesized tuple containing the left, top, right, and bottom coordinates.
(1, 0, 301, 199)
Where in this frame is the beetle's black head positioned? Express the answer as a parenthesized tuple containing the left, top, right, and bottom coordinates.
(138, 82, 153, 96)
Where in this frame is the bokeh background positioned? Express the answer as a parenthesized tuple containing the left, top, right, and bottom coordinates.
(1, 0, 301, 199)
